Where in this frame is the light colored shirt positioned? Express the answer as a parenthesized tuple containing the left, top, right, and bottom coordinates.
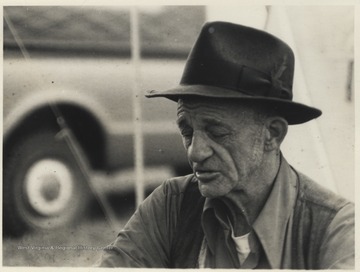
(230, 225, 251, 264)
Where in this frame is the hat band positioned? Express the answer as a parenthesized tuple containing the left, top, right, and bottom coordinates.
(180, 58, 291, 100)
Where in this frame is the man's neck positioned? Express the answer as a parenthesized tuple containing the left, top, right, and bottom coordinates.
(221, 154, 281, 234)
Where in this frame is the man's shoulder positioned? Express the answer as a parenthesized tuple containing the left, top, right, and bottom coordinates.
(290, 168, 354, 269)
(294, 169, 352, 213)
(160, 174, 197, 196)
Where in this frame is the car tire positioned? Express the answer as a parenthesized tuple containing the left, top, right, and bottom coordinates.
(3, 128, 91, 237)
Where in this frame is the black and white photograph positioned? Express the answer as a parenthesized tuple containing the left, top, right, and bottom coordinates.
(2, 1, 357, 269)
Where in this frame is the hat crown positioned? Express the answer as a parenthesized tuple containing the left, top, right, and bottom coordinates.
(181, 21, 295, 100)
(145, 21, 322, 125)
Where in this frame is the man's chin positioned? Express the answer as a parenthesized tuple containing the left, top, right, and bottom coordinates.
(198, 183, 229, 198)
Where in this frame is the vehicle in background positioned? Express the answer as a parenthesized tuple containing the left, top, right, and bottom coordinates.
(3, 6, 205, 236)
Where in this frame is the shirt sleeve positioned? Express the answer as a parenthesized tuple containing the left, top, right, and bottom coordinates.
(318, 202, 355, 269)
(96, 179, 182, 267)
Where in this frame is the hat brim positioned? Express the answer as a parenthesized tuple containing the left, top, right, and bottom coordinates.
(146, 84, 322, 125)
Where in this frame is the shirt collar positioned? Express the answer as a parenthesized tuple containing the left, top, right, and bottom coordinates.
(202, 198, 230, 253)
(252, 155, 298, 268)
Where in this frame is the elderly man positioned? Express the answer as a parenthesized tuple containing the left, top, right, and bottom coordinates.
(97, 22, 354, 269)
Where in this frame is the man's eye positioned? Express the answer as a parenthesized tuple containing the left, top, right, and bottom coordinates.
(208, 128, 229, 139)
(180, 128, 192, 137)
(180, 129, 193, 145)
(182, 134, 192, 141)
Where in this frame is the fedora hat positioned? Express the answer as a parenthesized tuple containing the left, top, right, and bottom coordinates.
(146, 21, 321, 124)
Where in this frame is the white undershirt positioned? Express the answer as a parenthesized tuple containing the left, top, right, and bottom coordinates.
(198, 217, 252, 268)
(229, 218, 251, 265)
(230, 228, 251, 265)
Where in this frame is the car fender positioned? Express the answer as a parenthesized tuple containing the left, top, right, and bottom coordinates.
(4, 87, 110, 140)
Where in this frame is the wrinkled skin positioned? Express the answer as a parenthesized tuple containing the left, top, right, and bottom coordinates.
(177, 97, 286, 224)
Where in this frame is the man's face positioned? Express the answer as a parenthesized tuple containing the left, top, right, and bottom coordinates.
(177, 98, 268, 198)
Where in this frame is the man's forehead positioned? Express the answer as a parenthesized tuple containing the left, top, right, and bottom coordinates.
(177, 97, 254, 116)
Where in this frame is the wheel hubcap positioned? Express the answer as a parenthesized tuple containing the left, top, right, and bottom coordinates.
(25, 159, 74, 216)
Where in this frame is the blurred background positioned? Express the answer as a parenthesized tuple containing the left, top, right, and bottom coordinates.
(2, 5, 354, 266)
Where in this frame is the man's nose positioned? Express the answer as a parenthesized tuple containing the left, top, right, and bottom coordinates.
(187, 132, 213, 163)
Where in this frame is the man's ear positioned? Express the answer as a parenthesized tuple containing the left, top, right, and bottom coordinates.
(264, 117, 288, 152)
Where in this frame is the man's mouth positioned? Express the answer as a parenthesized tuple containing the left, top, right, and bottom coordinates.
(195, 171, 219, 181)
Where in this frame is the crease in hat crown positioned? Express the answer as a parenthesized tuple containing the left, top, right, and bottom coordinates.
(146, 21, 322, 125)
